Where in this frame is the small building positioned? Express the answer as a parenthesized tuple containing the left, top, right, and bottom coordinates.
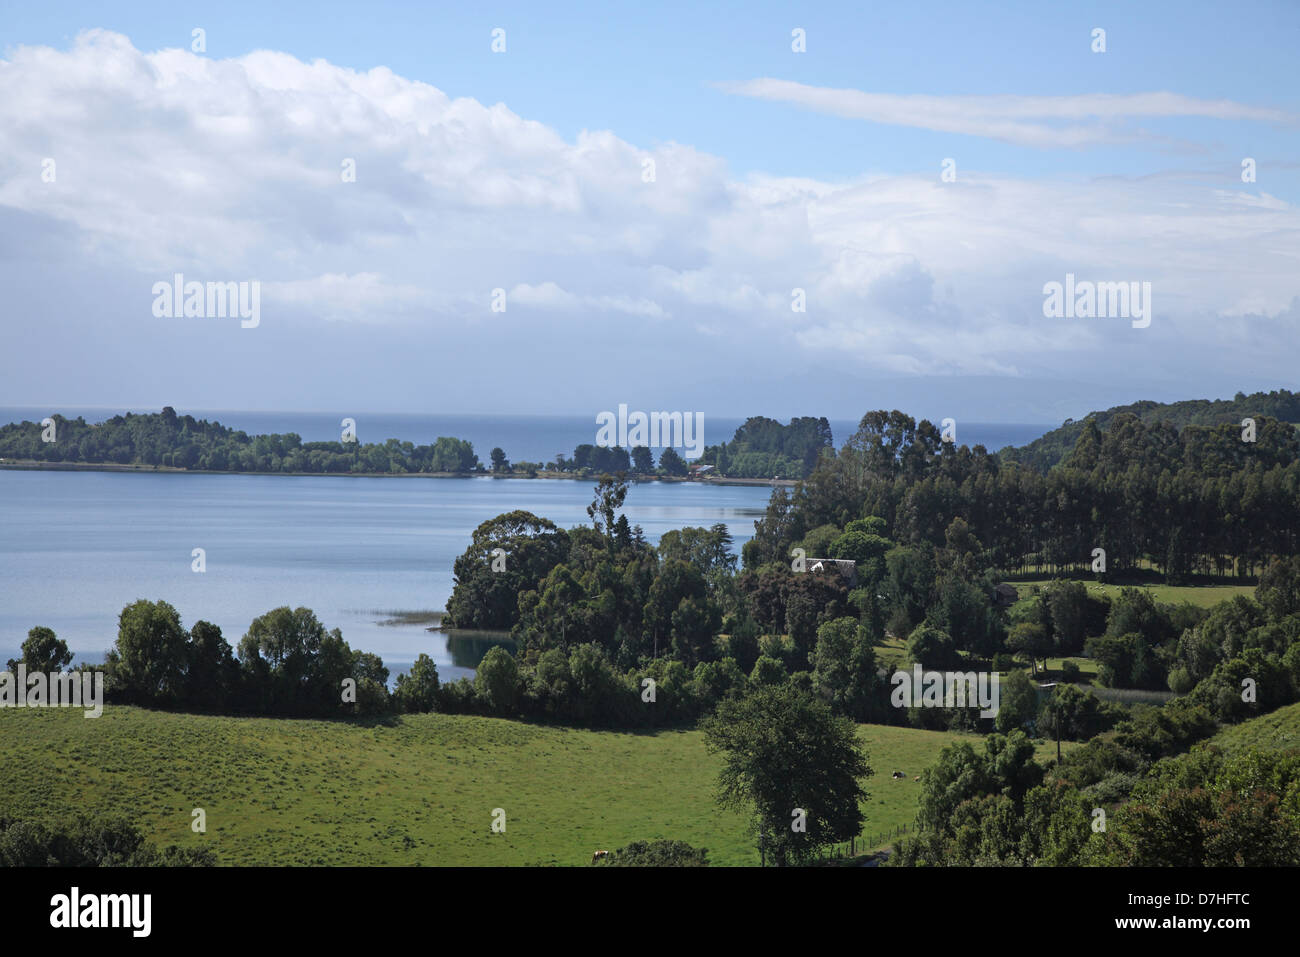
(994, 583, 1020, 607)
(806, 557, 858, 588)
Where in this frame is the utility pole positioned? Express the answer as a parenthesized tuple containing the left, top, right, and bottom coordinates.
(1055, 701, 1062, 763)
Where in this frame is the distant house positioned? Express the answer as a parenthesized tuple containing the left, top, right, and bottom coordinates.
(807, 557, 858, 588)
(688, 464, 715, 478)
(994, 583, 1020, 607)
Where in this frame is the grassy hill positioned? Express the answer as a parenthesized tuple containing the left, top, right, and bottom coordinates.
(0, 706, 1066, 866)
(1209, 701, 1300, 754)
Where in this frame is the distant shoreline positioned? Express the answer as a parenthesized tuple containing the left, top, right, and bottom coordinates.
(0, 459, 799, 488)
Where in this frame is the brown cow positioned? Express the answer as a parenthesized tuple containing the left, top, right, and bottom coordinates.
(591, 850, 610, 863)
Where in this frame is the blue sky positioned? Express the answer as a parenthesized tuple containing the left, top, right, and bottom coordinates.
(10, 0, 1297, 188)
(0, 0, 1297, 422)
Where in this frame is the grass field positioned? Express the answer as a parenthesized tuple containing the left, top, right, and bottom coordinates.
(875, 634, 910, 669)
(0, 706, 1069, 865)
(1039, 656, 1100, 679)
(1209, 701, 1300, 754)
(1011, 579, 1254, 609)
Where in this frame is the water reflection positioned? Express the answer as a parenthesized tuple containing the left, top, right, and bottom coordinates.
(442, 629, 516, 670)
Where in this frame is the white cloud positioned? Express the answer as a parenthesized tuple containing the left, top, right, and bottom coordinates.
(263, 273, 428, 321)
(508, 282, 666, 318)
(720, 79, 1299, 149)
(0, 30, 1297, 414)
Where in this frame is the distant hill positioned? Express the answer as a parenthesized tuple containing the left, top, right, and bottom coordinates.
(999, 389, 1300, 471)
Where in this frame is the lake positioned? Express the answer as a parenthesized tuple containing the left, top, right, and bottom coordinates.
(0, 470, 774, 682)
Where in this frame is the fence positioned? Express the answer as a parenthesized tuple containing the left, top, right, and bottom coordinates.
(820, 822, 909, 861)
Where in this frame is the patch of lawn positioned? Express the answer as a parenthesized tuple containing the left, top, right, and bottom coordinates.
(874, 634, 910, 670)
(1009, 579, 1253, 610)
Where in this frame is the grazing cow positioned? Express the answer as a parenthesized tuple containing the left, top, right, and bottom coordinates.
(891, 771, 906, 779)
(592, 850, 610, 863)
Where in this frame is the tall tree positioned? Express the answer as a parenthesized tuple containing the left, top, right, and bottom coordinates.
(587, 472, 630, 543)
(702, 683, 871, 866)
(109, 599, 189, 705)
(811, 617, 878, 719)
(6, 626, 73, 673)
(630, 445, 655, 475)
(658, 447, 688, 476)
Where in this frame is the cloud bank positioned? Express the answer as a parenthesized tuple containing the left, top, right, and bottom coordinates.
(0, 31, 1296, 417)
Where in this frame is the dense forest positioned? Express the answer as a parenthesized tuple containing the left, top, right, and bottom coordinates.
(697, 415, 834, 479)
(1000, 388, 1300, 472)
(747, 408, 1300, 580)
(504, 415, 831, 479)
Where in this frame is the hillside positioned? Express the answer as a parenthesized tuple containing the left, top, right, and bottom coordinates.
(1209, 700, 1300, 754)
(999, 389, 1300, 471)
(0, 707, 1064, 866)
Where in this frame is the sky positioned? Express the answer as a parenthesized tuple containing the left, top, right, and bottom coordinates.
(0, 0, 1297, 424)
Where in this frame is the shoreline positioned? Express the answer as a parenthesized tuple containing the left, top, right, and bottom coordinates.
(0, 459, 799, 488)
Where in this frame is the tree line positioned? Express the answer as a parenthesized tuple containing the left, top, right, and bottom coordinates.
(746, 408, 1300, 581)
(0, 408, 479, 474)
(698, 415, 834, 479)
(1000, 387, 1300, 472)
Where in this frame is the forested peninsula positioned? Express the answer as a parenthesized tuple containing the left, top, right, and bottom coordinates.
(1, 390, 1296, 485)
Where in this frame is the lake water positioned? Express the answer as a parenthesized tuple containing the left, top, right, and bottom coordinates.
(0, 410, 1055, 682)
(0, 470, 774, 683)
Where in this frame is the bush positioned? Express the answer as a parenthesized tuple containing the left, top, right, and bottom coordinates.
(758, 633, 791, 667)
(886, 608, 913, 641)
(991, 652, 1016, 672)
(0, 813, 216, 866)
(750, 655, 787, 686)
(475, 646, 521, 714)
(906, 622, 960, 670)
(591, 839, 709, 866)
(1166, 665, 1195, 695)
(1080, 771, 1142, 805)
(393, 653, 441, 713)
